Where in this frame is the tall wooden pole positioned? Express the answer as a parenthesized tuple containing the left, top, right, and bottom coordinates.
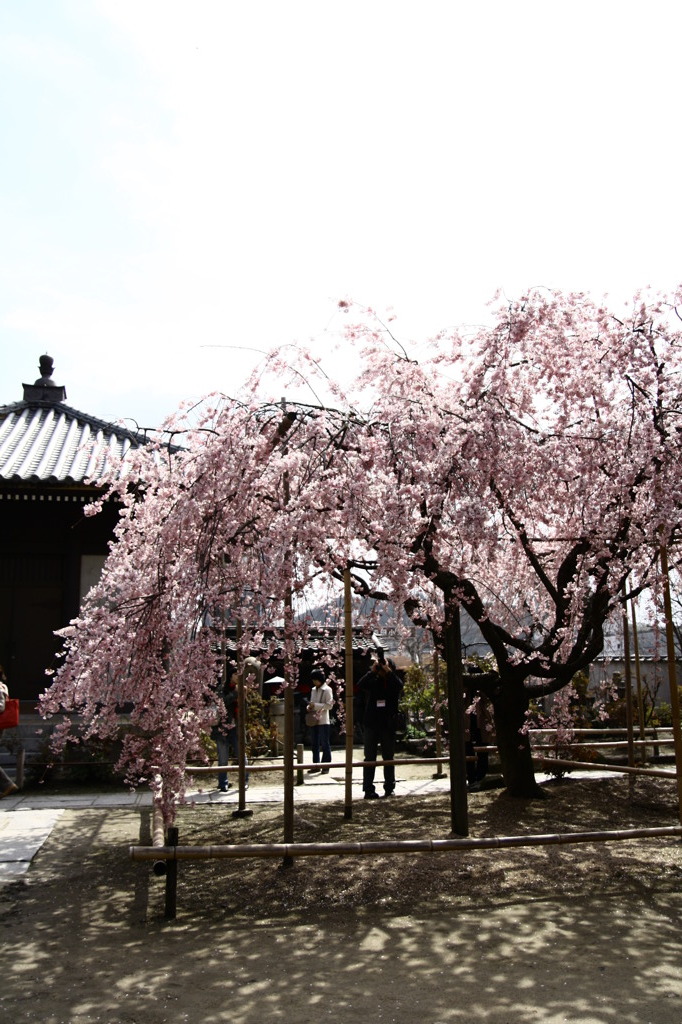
(233, 620, 252, 819)
(343, 567, 354, 820)
(621, 607, 636, 799)
(281, 461, 295, 865)
(164, 826, 179, 920)
(444, 594, 468, 837)
(659, 544, 682, 825)
(433, 649, 444, 779)
(629, 588, 647, 752)
(281, 570, 296, 860)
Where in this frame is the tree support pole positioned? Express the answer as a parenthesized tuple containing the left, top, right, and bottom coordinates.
(163, 826, 179, 920)
(189, 755, 455, 775)
(281, 681, 295, 865)
(136, 824, 682, 865)
(658, 545, 682, 826)
(343, 566, 354, 820)
(621, 606, 636, 800)
(282, 582, 295, 866)
(535, 756, 676, 778)
(444, 595, 468, 837)
(433, 650, 444, 779)
(232, 622, 252, 820)
(629, 589, 646, 742)
(296, 742, 304, 786)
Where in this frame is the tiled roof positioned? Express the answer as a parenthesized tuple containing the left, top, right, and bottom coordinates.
(596, 626, 674, 662)
(207, 623, 388, 658)
(0, 399, 146, 486)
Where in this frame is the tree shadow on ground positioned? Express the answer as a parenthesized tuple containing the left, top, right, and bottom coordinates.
(1, 779, 681, 1024)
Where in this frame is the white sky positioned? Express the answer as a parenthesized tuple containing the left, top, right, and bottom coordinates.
(1, 0, 680, 429)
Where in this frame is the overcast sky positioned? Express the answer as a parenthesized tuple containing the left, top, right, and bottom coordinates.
(1, 1, 680, 429)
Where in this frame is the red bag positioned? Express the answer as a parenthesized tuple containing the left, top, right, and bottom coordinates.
(0, 698, 19, 729)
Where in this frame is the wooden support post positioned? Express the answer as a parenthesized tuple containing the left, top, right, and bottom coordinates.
(629, 591, 647, 746)
(444, 596, 468, 837)
(282, 674, 295, 867)
(659, 544, 682, 826)
(281, 574, 295, 867)
(232, 626, 252, 820)
(280, 454, 296, 866)
(296, 742, 304, 786)
(433, 650, 444, 779)
(15, 746, 25, 790)
(621, 607, 636, 800)
(343, 566, 354, 820)
(164, 826, 179, 920)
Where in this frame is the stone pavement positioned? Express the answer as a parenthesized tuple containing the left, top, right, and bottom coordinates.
(0, 807, 65, 883)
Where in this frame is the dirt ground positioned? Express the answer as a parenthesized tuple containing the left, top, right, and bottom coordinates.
(2, 775, 682, 1024)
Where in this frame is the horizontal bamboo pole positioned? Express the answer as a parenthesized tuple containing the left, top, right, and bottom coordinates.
(186, 735, 675, 775)
(531, 740, 675, 749)
(131, 824, 682, 863)
(476, 742, 675, 754)
(534, 756, 677, 779)
(529, 728, 668, 736)
(185, 756, 458, 774)
(185, 741, 675, 777)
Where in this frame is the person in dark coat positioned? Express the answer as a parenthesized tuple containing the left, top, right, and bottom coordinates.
(357, 657, 403, 799)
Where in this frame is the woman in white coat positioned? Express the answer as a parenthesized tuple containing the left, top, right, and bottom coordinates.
(306, 669, 334, 773)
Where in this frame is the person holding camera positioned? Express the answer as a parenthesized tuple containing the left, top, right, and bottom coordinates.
(358, 657, 403, 799)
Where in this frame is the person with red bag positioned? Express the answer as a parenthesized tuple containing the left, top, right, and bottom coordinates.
(0, 665, 19, 796)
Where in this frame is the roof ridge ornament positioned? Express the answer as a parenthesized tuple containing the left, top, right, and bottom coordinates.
(35, 354, 58, 386)
(23, 353, 67, 404)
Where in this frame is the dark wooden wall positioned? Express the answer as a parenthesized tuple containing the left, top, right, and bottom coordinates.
(0, 488, 119, 703)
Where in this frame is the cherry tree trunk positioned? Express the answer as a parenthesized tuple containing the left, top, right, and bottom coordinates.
(490, 679, 544, 798)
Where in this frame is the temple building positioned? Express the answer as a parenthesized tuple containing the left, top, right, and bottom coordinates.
(0, 355, 148, 708)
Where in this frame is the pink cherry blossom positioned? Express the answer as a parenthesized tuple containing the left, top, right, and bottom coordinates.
(40, 286, 682, 813)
